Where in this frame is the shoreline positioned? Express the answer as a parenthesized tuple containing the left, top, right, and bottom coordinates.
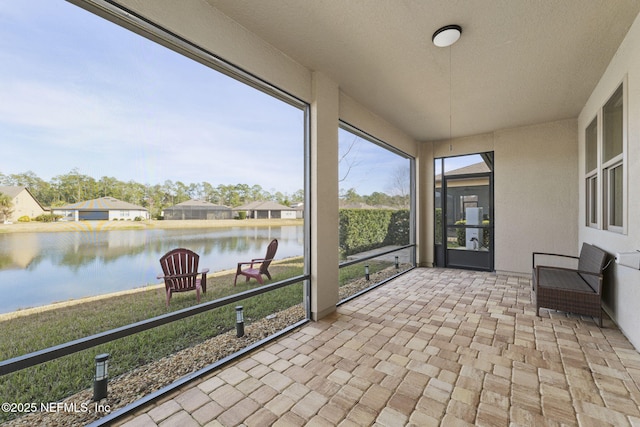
(0, 218, 303, 234)
(0, 258, 305, 321)
(0, 266, 237, 322)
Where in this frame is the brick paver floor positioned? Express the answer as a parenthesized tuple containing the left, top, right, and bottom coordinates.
(116, 268, 640, 426)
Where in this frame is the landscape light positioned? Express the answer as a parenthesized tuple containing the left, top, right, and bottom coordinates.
(395, 256, 399, 269)
(365, 265, 370, 281)
(236, 306, 245, 338)
(93, 353, 109, 401)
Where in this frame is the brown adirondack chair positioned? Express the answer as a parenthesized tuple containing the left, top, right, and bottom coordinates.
(233, 239, 278, 286)
(158, 248, 209, 306)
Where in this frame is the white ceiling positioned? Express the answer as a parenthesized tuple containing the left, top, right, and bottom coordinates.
(206, 0, 640, 141)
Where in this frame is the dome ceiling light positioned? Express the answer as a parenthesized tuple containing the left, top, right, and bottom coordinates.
(432, 25, 462, 47)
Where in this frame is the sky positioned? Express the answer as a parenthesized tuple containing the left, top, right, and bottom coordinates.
(0, 1, 472, 198)
(338, 128, 410, 196)
(0, 0, 305, 195)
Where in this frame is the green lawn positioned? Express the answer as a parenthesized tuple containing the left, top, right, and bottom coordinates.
(0, 256, 394, 422)
(0, 259, 305, 422)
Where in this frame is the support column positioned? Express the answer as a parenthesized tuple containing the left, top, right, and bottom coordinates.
(417, 142, 435, 267)
(310, 71, 339, 320)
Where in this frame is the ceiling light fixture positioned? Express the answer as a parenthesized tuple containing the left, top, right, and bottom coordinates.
(432, 25, 462, 47)
(432, 25, 462, 143)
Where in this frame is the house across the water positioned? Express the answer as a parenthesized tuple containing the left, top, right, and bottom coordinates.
(53, 197, 149, 221)
(0, 186, 47, 223)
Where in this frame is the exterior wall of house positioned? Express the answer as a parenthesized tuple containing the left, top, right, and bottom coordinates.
(578, 12, 640, 348)
(108, 210, 149, 221)
(281, 211, 297, 219)
(429, 119, 579, 275)
(8, 189, 45, 221)
(494, 120, 579, 274)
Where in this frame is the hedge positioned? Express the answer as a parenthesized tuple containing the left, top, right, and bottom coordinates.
(339, 209, 409, 257)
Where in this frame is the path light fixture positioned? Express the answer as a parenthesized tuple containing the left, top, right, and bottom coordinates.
(93, 353, 109, 401)
(236, 306, 245, 338)
(365, 265, 370, 281)
(395, 256, 399, 270)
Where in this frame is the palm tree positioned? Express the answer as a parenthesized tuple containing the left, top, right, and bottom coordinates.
(0, 193, 14, 223)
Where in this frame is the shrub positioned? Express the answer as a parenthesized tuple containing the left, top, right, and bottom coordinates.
(34, 213, 62, 223)
(385, 210, 410, 246)
(17, 216, 30, 222)
(339, 209, 410, 257)
(134, 216, 143, 221)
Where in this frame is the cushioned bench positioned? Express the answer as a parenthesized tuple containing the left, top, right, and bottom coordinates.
(532, 243, 608, 326)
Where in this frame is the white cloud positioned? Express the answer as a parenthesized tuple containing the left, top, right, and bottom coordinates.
(0, 3, 305, 193)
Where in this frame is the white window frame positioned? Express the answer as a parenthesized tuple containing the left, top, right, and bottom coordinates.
(583, 78, 627, 234)
(584, 116, 599, 228)
(585, 173, 598, 228)
(603, 160, 624, 232)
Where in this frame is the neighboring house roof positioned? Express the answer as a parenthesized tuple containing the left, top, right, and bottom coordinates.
(0, 186, 26, 198)
(435, 162, 491, 181)
(233, 201, 294, 211)
(56, 197, 147, 211)
(0, 185, 47, 211)
(165, 200, 231, 210)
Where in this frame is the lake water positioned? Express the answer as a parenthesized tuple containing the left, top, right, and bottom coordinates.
(0, 225, 304, 314)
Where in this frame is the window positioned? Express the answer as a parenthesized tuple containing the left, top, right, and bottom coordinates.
(584, 82, 626, 232)
(0, 1, 311, 416)
(602, 84, 625, 231)
(603, 85, 624, 162)
(587, 175, 598, 226)
(585, 117, 598, 227)
(337, 122, 415, 302)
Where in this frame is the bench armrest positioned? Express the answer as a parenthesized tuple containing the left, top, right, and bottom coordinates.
(532, 252, 579, 269)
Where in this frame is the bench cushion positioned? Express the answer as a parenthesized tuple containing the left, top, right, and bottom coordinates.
(536, 268, 593, 293)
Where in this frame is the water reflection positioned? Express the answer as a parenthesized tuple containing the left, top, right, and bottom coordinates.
(0, 225, 304, 314)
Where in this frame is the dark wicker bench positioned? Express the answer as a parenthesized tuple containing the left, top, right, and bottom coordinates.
(532, 243, 608, 326)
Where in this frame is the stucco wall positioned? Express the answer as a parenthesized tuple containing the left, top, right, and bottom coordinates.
(429, 119, 579, 275)
(578, 11, 640, 348)
(494, 120, 578, 274)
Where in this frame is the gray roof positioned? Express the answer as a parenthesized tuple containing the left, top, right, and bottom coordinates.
(233, 201, 294, 211)
(435, 162, 491, 181)
(165, 200, 231, 210)
(0, 186, 47, 210)
(0, 186, 26, 198)
(57, 197, 147, 211)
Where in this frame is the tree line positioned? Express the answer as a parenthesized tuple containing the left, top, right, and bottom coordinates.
(339, 188, 409, 209)
(0, 169, 304, 219)
(0, 169, 408, 219)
